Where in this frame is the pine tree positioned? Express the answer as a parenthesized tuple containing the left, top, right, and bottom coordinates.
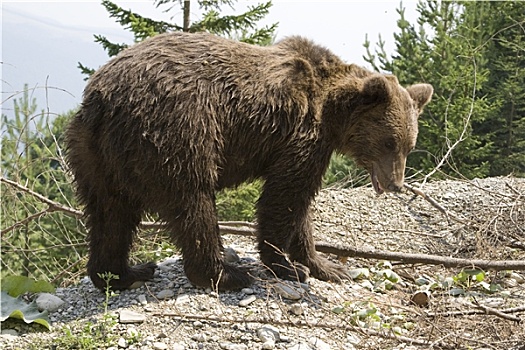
(364, 1, 494, 178)
(1, 89, 85, 283)
(79, 0, 277, 76)
(469, 1, 525, 176)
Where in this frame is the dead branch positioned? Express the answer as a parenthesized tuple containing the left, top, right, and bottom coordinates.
(472, 298, 522, 323)
(3, 176, 523, 272)
(404, 182, 467, 225)
(0, 176, 255, 237)
(314, 242, 525, 271)
(426, 304, 525, 321)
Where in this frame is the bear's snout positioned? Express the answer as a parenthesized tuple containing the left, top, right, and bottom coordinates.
(371, 159, 405, 195)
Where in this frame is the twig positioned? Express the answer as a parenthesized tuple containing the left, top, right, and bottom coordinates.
(426, 304, 525, 321)
(404, 182, 467, 224)
(0, 209, 49, 236)
(472, 298, 522, 323)
(0, 176, 83, 218)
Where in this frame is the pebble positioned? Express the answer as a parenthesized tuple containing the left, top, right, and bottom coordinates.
(219, 343, 248, 350)
(176, 293, 191, 304)
(238, 295, 256, 307)
(137, 294, 147, 305)
(224, 247, 240, 263)
(241, 288, 254, 295)
(35, 293, 65, 312)
(257, 325, 280, 349)
(156, 289, 175, 299)
(289, 303, 304, 316)
(1, 329, 18, 336)
(309, 337, 331, 350)
(128, 281, 145, 289)
(152, 342, 168, 350)
(274, 282, 302, 300)
(117, 337, 128, 348)
(191, 333, 207, 342)
(119, 309, 146, 324)
(288, 343, 313, 350)
(127, 327, 139, 338)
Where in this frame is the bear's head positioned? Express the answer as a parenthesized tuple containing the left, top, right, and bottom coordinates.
(335, 74, 433, 194)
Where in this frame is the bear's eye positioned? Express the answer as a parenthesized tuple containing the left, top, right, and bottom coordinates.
(384, 139, 396, 150)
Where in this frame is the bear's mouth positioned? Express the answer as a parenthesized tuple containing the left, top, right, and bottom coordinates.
(371, 167, 385, 195)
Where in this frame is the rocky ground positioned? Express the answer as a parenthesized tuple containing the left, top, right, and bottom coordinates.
(1, 176, 524, 350)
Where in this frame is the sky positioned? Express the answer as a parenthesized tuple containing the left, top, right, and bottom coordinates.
(1, 0, 419, 118)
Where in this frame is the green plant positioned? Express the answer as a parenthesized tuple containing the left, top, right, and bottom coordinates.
(1, 88, 86, 285)
(35, 272, 122, 349)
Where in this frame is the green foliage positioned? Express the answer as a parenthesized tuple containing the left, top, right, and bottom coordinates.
(216, 181, 262, 221)
(322, 154, 369, 188)
(364, 0, 525, 178)
(1, 86, 86, 285)
(1, 276, 55, 297)
(0, 291, 51, 330)
(415, 269, 504, 296)
(79, 0, 277, 76)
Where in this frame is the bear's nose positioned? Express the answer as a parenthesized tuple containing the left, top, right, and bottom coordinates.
(387, 183, 403, 192)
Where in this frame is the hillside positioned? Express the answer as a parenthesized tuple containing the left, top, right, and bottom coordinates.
(1, 177, 524, 350)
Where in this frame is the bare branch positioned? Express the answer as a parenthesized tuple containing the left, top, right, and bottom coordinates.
(314, 242, 525, 271)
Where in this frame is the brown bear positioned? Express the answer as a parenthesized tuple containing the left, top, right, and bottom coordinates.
(65, 32, 432, 291)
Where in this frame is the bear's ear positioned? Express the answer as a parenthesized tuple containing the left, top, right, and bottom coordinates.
(361, 75, 392, 105)
(407, 84, 433, 112)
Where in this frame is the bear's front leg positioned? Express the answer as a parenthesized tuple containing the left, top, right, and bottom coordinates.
(256, 179, 349, 283)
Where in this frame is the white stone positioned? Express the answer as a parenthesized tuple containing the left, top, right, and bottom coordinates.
(156, 289, 175, 299)
(288, 343, 313, 350)
(137, 294, 147, 305)
(257, 325, 280, 345)
(152, 342, 168, 350)
(35, 293, 65, 312)
(119, 309, 146, 324)
(175, 293, 191, 304)
(261, 341, 275, 349)
(274, 282, 302, 300)
(191, 333, 207, 342)
(238, 295, 256, 307)
(117, 337, 128, 348)
(158, 257, 179, 267)
(126, 327, 139, 338)
(289, 303, 304, 316)
(1, 329, 18, 336)
(308, 337, 331, 350)
(241, 288, 254, 295)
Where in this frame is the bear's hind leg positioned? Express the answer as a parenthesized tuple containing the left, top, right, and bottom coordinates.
(84, 190, 156, 290)
(161, 192, 253, 290)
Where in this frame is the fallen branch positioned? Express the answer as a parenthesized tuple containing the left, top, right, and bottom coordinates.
(426, 304, 525, 322)
(314, 242, 525, 271)
(3, 176, 524, 272)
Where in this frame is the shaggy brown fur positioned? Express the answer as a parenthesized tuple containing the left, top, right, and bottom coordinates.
(65, 32, 432, 291)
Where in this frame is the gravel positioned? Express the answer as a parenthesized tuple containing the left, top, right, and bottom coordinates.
(1, 177, 524, 350)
